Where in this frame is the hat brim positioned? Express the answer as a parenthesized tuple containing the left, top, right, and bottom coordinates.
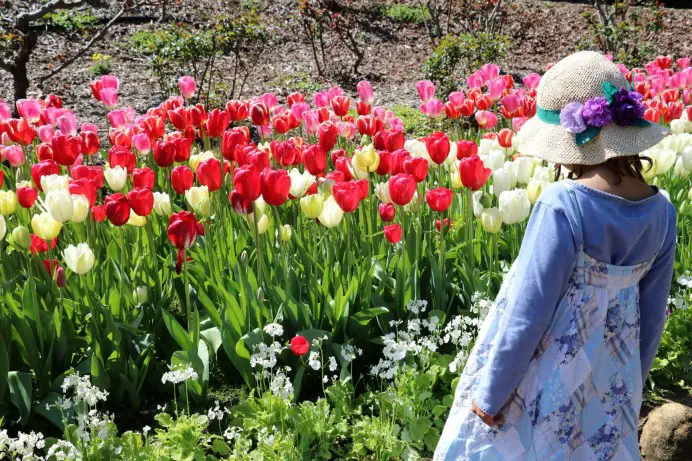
(516, 116, 669, 165)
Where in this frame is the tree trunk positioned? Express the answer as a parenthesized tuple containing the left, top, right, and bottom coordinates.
(11, 29, 37, 116)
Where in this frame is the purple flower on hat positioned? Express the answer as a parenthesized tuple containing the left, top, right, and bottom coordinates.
(582, 97, 612, 128)
(559, 102, 587, 133)
(610, 89, 645, 126)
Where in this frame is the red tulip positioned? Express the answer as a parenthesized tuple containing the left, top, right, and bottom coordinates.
(154, 140, 176, 168)
(197, 158, 223, 192)
(36, 143, 54, 161)
(171, 165, 194, 194)
(378, 202, 395, 222)
(246, 149, 270, 171)
(80, 131, 100, 155)
(497, 129, 514, 149)
(383, 130, 405, 151)
(222, 128, 249, 161)
(270, 140, 299, 166)
(168, 211, 198, 249)
(425, 132, 450, 165)
(355, 179, 369, 200)
(31, 160, 61, 191)
(325, 171, 346, 183)
(318, 121, 338, 152)
(189, 104, 208, 128)
(91, 205, 106, 223)
(356, 115, 377, 136)
(30, 235, 57, 255)
(287, 93, 305, 108)
(376, 150, 392, 176)
(383, 224, 402, 244)
(356, 101, 371, 116)
(335, 157, 354, 181)
(388, 174, 416, 206)
(51, 133, 82, 166)
(436, 218, 453, 232)
(69, 178, 98, 207)
(71, 165, 104, 189)
(332, 181, 361, 212)
(302, 145, 327, 175)
(459, 99, 475, 117)
(6, 118, 35, 145)
(109, 145, 136, 173)
(142, 115, 166, 140)
(459, 156, 491, 191)
(17, 186, 38, 208)
(373, 131, 386, 151)
(226, 100, 250, 121)
(133, 167, 156, 190)
(206, 109, 230, 138)
(331, 96, 350, 117)
(425, 188, 453, 212)
(403, 157, 428, 183)
(445, 102, 461, 119)
(228, 189, 253, 214)
(250, 101, 270, 126)
(390, 149, 411, 175)
(272, 112, 292, 134)
(290, 336, 310, 356)
(475, 94, 491, 110)
(168, 107, 191, 131)
(104, 193, 131, 226)
(260, 169, 291, 206)
(456, 140, 478, 159)
(127, 187, 154, 217)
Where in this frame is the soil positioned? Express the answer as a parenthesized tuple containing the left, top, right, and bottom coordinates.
(1, 0, 691, 123)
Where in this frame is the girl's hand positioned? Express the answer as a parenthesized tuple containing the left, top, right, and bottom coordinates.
(471, 400, 504, 427)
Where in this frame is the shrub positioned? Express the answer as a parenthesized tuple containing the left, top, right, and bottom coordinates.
(423, 32, 509, 98)
(578, 0, 665, 68)
(40, 10, 99, 35)
(88, 53, 112, 76)
(382, 3, 431, 24)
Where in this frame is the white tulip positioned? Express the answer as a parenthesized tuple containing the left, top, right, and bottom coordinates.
(514, 156, 533, 184)
(70, 194, 90, 223)
(532, 165, 551, 182)
(104, 165, 127, 191)
(0, 190, 17, 216)
(486, 150, 506, 171)
(681, 145, 692, 172)
(185, 186, 211, 216)
(31, 212, 62, 240)
(41, 174, 70, 193)
(404, 139, 430, 163)
(527, 179, 548, 204)
(472, 190, 484, 218)
(499, 189, 531, 224)
(481, 207, 502, 233)
(444, 142, 458, 165)
(153, 192, 171, 216)
(299, 194, 324, 219)
(288, 168, 315, 198)
(404, 192, 421, 213)
(670, 119, 687, 135)
(478, 138, 498, 156)
(127, 210, 147, 227)
(503, 161, 517, 188)
(45, 190, 74, 223)
(318, 196, 344, 228)
(659, 189, 671, 202)
(0, 215, 5, 241)
(133, 285, 149, 304)
(374, 182, 392, 204)
(674, 156, 690, 178)
(492, 168, 511, 198)
(63, 242, 95, 275)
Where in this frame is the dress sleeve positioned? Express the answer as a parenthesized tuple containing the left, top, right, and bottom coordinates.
(638, 205, 676, 380)
(472, 201, 576, 416)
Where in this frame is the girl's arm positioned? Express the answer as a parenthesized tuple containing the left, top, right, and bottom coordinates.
(472, 200, 575, 416)
(638, 205, 676, 380)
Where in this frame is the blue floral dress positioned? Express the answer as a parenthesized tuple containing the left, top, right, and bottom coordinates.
(435, 185, 667, 461)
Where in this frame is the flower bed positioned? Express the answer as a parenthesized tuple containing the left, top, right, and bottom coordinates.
(0, 55, 690, 459)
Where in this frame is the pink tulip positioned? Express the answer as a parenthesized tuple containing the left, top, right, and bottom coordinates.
(522, 73, 541, 90)
(107, 108, 135, 129)
(669, 73, 685, 89)
(416, 80, 436, 103)
(304, 110, 321, 134)
(16, 99, 42, 123)
(481, 63, 500, 83)
(488, 77, 506, 100)
(178, 76, 196, 99)
(604, 54, 613, 61)
(683, 89, 691, 106)
(357, 80, 374, 105)
(100, 88, 118, 108)
(38, 125, 55, 144)
(677, 57, 690, 70)
(81, 123, 98, 133)
(5, 145, 25, 167)
(291, 102, 310, 122)
(0, 101, 11, 123)
(101, 75, 120, 90)
(420, 99, 445, 118)
(313, 91, 330, 108)
(448, 91, 465, 109)
(475, 110, 498, 129)
(42, 107, 62, 126)
(633, 72, 647, 84)
(132, 133, 152, 154)
(327, 86, 343, 101)
(616, 63, 629, 76)
(338, 121, 356, 139)
(260, 93, 277, 111)
(501, 93, 521, 115)
(466, 71, 484, 89)
(389, 117, 404, 132)
(512, 116, 528, 132)
(57, 111, 78, 136)
(259, 124, 272, 138)
(650, 77, 666, 97)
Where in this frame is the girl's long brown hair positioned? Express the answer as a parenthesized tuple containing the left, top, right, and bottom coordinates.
(553, 156, 652, 184)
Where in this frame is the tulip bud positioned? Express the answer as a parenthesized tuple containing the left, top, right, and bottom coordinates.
(105, 165, 127, 191)
(0, 190, 17, 215)
(12, 225, 31, 249)
(299, 194, 324, 219)
(257, 287, 264, 304)
(133, 285, 149, 304)
(56, 266, 66, 288)
(0, 215, 5, 241)
(240, 250, 248, 265)
(527, 179, 547, 204)
(274, 223, 290, 243)
(153, 192, 172, 216)
(481, 207, 502, 233)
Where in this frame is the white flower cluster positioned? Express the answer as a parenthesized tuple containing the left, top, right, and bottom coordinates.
(61, 374, 109, 407)
(257, 426, 278, 447)
(223, 426, 244, 442)
(161, 364, 198, 384)
(75, 409, 114, 443)
(207, 400, 230, 421)
(46, 440, 80, 461)
(641, 132, 692, 179)
(250, 341, 282, 369)
(677, 273, 692, 289)
(407, 299, 428, 315)
(340, 344, 363, 363)
(3, 431, 45, 460)
(269, 367, 294, 400)
(263, 323, 284, 337)
(470, 291, 493, 320)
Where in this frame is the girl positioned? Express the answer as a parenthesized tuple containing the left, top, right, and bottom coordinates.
(435, 51, 676, 460)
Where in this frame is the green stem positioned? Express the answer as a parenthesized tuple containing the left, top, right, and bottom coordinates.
(183, 251, 192, 336)
(26, 253, 45, 354)
(119, 226, 126, 322)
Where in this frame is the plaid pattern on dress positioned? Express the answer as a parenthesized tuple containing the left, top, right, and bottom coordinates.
(434, 185, 656, 461)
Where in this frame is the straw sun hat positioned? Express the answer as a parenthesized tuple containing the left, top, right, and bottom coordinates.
(516, 51, 668, 166)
